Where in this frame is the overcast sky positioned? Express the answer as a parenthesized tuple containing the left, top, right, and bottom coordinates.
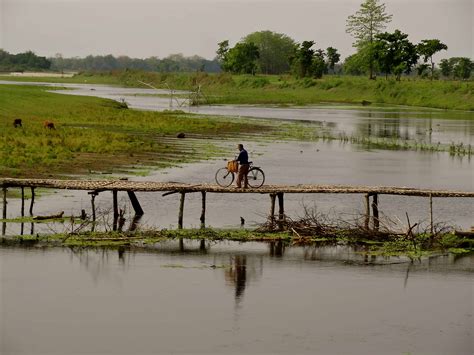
(1, 0, 472, 60)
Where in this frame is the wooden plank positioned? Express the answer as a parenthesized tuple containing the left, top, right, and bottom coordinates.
(0, 178, 473, 198)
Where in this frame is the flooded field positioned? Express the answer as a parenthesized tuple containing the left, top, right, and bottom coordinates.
(0, 81, 473, 233)
(1, 243, 472, 354)
(1, 81, 473, 354)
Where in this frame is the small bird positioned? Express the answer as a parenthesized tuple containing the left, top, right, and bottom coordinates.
(240, 217, 245, 226)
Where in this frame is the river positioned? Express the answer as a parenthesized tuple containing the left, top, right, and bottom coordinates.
(1, 80, 473, 354)
(1, 243, 473, 354)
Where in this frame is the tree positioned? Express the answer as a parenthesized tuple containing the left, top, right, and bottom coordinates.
(346, 0, 393, 79)
(373, 30, 418, 80)
(222, 42, 260, 75)
(439, 58, 453, 77)
(291, 41, 326, 79)
(417, 39, 448, 80)
(243, 31, 296, 74)
(453, 57, 473, 80)
(326, 47, 341, 73)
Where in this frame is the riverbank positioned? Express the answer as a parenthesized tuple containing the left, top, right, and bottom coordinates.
(0, 84, 288, 178)
(1, 227, 473, 260)
(1, 71, 473, 111)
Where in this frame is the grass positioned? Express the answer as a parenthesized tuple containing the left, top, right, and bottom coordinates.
(0, 84, 267, 178)
(1, 228, 472, 259)
(2, 71, 473, 111)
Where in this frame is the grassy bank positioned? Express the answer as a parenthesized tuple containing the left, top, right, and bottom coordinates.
(1, 228, 472, 259)
(2, 71, 473, 111)
(0, 84, 268, 178)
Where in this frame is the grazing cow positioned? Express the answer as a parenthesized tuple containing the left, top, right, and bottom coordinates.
(43, 120, 56, 130)
(13, 118, 22, 128)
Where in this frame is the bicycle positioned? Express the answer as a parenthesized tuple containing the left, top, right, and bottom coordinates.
(215, 162, 265, 188)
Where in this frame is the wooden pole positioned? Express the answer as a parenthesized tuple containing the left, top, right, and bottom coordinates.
(372, 193, 379, 231)
(429, 194, 434, 235)
(112, 190, 119, 219)
(364, 193, 370, 230)
(200, 191, 206, 228)
(29, 187, 35, 216)
(178, 192, 186, 229)
(90, 193, 97, 221)
(21, 187, 25, 217)
(127, 191, 144, 216)
(277, 192, 285, 230)
(2, 187, 6, 220)
(1, 187, 5, 236)
(270, 193, 276, 224)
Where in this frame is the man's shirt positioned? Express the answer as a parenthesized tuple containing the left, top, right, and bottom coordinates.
(237, 149, 249, 164)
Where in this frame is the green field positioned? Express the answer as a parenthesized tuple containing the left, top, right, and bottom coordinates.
(2, 71, 473, 110)
(0, 84, 269, 178)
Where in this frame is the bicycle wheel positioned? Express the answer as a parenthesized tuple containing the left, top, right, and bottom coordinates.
(247, 167, 265, 188)
(215, 168, 235, 187)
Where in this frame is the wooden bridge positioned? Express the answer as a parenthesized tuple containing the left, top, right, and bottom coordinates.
(1, 178, 473, 231)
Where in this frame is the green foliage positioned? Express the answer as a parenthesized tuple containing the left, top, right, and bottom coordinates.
(243, 31, 296, 74)
(51, 52, 220, 73)
(346, 0, 393, 79)
(0, 49, 51, 72)
(417, 39, 448, 79)
(218, 41, 260, 75)
(373, 30, 419, 80)
(326, 47, 341, 73)
(291, 41, 327, 79)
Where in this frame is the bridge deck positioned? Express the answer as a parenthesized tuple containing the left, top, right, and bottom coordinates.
(1, 178, 473, 198)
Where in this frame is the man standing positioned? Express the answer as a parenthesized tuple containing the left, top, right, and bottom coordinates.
(236, 144, 249, 188)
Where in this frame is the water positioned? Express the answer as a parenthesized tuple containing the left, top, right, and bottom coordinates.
(1, 81, 473, 232)
(1, 81, 473, 354)
(1, 244, 472, 354)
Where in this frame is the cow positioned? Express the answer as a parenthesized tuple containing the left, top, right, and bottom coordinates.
(43, 120, 56, 130)
(13, 118, 22, 128)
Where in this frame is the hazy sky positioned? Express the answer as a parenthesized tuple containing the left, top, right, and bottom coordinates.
(1, 0, 472, 60)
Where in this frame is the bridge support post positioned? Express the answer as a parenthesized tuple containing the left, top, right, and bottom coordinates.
(200, 191, 206, 228)
(2, 187, 7, 236)
(88, 191, 98, 221)
(178, 192, 186, 229)
(277, 192, 285, 229)
(112, 191, 119, 219)
(127, 191, 144, 216)
(364, 193, 370, 229)
(429, 194, 433, 235)
(2, 187, 6, 220)
(269, 193, 276, 225)
(372, 193, 379, 231)
(29, 187, 35, 216)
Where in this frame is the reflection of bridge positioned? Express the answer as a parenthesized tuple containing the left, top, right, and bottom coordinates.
(1, 178, 473, 234)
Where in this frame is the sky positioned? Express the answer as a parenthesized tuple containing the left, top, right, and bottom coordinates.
(0, 0, 472, 60)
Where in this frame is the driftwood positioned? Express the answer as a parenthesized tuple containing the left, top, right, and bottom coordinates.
(33, 211, 64, 220)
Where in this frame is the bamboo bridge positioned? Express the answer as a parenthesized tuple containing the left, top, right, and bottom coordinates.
(1, 178, 473, 231)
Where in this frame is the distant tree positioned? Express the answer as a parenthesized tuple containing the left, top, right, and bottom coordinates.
(373, 30, 419, 80)
(221, 42, 260, 75)
(417, 39, 448, 80)
(343, 49, 372, 75)
(439, 58, 454, 78)
(326, 47, 341, 73)
(243, 31, 296, 74)
(452, 57, 473, 80)
(346, 0, 393, 79)
(291, 41, 326, 79)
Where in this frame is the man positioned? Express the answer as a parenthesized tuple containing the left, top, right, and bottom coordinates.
(235, 144, 249, 188)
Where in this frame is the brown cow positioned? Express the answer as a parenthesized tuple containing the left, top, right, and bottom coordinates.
(43, 120, 56, 129)
(13, 118, 22, 128)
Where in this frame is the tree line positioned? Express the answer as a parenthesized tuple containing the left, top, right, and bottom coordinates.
(0, 50, 220, 73)
(1, 0, 472, 80)
(0, 50, 51, 71)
